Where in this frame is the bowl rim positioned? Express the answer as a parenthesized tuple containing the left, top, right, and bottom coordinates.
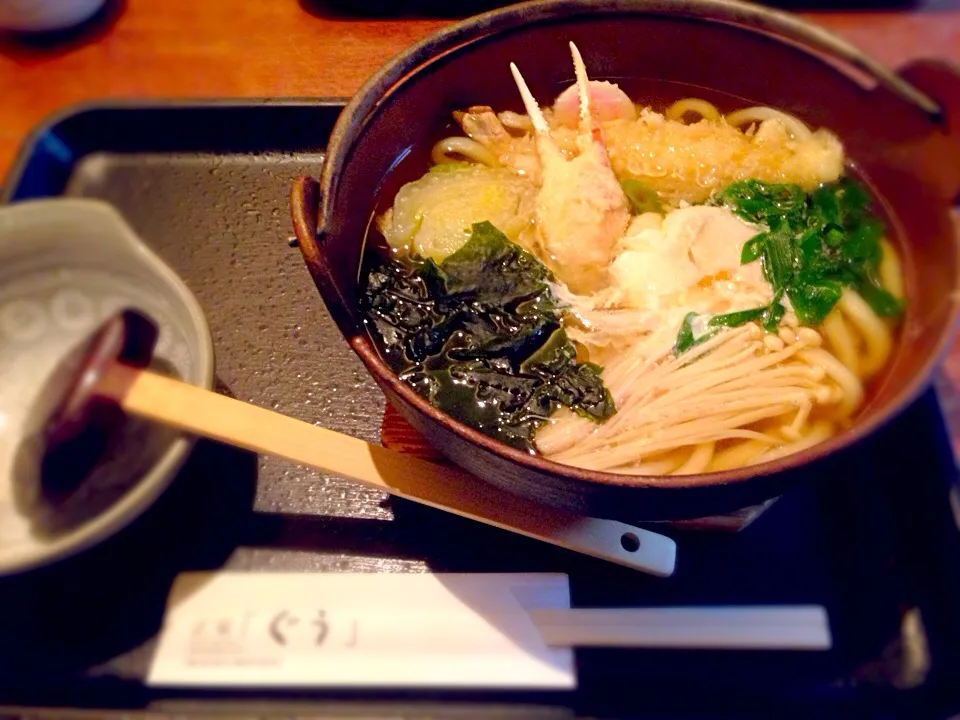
(0, 198, 216, 576)
(310, 0, 960, 493)
(321, 0, 941, 214)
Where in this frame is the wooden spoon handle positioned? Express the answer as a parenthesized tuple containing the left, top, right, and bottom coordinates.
(97, 364, 676, 577)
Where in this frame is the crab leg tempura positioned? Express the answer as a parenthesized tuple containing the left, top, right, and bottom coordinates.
(510, 42, 629, 294)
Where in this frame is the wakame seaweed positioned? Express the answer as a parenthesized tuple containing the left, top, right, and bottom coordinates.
(676, 178, 902, 353)
(362, 221, 615, 451)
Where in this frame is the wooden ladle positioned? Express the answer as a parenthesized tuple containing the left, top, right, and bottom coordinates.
(28, 309, 676, 576)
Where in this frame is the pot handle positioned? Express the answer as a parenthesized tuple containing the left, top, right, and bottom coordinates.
(898, 60, 960, 203)
(289, 175, 365, 340)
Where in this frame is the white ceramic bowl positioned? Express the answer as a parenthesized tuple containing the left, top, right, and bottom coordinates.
(0, 0, 107, 32)
(0, 199, 214, 575)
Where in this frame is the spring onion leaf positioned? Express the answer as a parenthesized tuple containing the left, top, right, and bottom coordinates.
(674, 306, 769, 353)
(674, 178, 903, 353)
(761, 296, 786, 332)
(740, 235, 765, 264)
(674, 312, 702, 354)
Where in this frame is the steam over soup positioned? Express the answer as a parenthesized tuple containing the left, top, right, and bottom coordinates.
(362, 42, 904, 476)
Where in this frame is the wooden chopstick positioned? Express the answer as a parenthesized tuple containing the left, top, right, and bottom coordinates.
(529, 606, 832, 650)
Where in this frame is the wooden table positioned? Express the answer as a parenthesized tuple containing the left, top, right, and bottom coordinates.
(2, 1, 960, 175)
(2, 0, 960, 448)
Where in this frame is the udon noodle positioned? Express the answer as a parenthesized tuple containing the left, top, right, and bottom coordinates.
(365, 42, 904, 477)
(432, 96, 843, 206)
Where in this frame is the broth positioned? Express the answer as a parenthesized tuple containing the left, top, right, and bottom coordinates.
(358, 57, 905, 476)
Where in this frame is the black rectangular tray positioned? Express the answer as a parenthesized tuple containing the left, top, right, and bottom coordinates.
(2, 101, 959, 719)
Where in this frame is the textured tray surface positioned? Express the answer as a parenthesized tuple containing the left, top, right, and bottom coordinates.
(0, 103, 958, 716)
(67, 152, 391, 521)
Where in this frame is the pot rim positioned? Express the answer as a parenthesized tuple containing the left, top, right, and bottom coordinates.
(311, 0, 960, 492)
(320, 0, 941, 224)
